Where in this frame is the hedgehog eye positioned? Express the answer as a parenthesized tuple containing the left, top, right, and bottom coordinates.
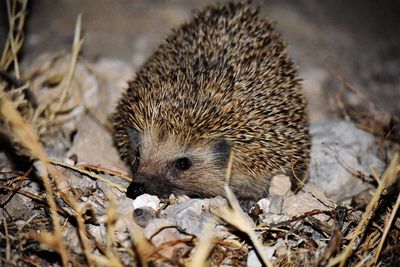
(175, 157, 192, 171)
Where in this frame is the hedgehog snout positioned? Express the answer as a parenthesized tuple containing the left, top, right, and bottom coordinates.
(126, 172, 176, 199)
(126, 181, 145, 199)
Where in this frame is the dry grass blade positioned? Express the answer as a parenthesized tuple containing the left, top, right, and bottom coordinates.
(218, 150, 274, 267)
(3, 218, 10, 262)
(0, 96, 46, 160)
(53, 14, 83, 117)
(90, 255, 119, 267)
(51, 159, 127, 193)
(327, 153, 399, 267)
(0, 0, 28, 75)
(218, 185, 274, 267)
(188, 219, 216, 267)
(126, 216, 155, 267)
(373, 190, 400, 264)
(61, 191, 95, 267)
(100, 197, 124, 267)
(76, 163, 132, 181)
(0, 96, 69, 266)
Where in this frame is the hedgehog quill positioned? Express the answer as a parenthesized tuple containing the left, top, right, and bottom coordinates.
(113, 2, 310, 201)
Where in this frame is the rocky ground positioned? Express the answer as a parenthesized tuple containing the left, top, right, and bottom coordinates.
(0, 1, 399, 266)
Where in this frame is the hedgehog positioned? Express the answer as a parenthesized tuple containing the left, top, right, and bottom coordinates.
(113, 2, 310, 201)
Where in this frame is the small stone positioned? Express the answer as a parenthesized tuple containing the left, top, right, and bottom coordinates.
(269, 174, 292, 196)
(269, 196, 284, 214)
(133, 208, 157, 227)
(64, 156, 76, 166)
(247, 250, 262, 267)
(256, 198, 271, 214)
(132, 194, 161, 211)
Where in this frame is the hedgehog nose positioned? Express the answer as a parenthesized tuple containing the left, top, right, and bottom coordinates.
(126, 182, 145, 199)
(127, 173, 147, 199)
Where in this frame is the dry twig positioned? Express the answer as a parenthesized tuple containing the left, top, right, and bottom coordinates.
(51, 159, 127, 193)
(328, 154, 399, 267)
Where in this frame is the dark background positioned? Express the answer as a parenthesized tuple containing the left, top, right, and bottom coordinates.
(1, 0, 400, 119)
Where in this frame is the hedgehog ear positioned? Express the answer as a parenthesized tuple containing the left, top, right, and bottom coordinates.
(127, 126, 141, 166)
(127, 126, 141, 173)
(211, 139, 232, 167)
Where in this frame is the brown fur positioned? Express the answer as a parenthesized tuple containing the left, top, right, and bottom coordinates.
(113, 2, 310, 200)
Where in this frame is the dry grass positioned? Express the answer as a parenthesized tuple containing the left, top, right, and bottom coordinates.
(0, 0, 399, 266)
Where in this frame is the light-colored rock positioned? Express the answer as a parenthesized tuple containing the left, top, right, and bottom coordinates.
(167, 197, 227, 236)
(309, 119, 384, 202)
(142, 217, 190, 260)
(256, 198, 271, 214)
(269, 196, 284, 214)
(269, 174, 292, 196)
(67, 115, 126, 170)
(247, 250, 262, 267)
(132, 194, 161, 211)
(283, 191, 332, 223)
(260, 214, 290, 225)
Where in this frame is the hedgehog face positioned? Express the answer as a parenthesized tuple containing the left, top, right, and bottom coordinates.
(125, 127, 232, 199)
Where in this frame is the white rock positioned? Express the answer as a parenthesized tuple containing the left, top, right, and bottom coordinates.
(256, 198, 271, 214)
(132, 194, 161, 211)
